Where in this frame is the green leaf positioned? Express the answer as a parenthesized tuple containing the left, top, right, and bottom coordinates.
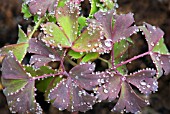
(44, 76, 62, 100)
(42, 22, 71, 47)
(58, 0, 67, 7)
(68, 50, 85, 59)
(78, 16, 87, 35)
(56, 3, 79, 43)
(21, 3, 32, 19)
(47, 15, 57, 23)
(114, 39, 129, 59)
(103, 0, 114, 9)
(114, 40, 129, 75)
(72, 27, 102, 52)
(33, 15, 39, 23)
(126, 37, 133, 44)
(89, 0, 100, 17)
(24, 65, 61, 92)
(0, 43, 29, 63)
(24, 66, 56, 77)
(152, 38, 169, 54)
(82, 52, 99, 62)
(1, 79, 27, 95)
(115, 54, 128, 75)
(17, 26, 28, 44)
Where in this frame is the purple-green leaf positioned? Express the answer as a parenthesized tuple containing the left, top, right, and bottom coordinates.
(0, 43, 29, 63)
(48, 63, 104, 112)
(56, 1, 79, 43)
(94, 10, 137, 46)
(28, 0, 58, 16)
(97, 69, 157, 113)
(1, 53, 42, 113)
(28, 38, 61, 68)
(126, 69, 157, 94)
(139, 23, 170, 76)
(41, 22, 71, 48)
(113, 82, 147, 113)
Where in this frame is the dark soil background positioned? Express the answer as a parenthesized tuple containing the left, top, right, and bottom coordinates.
(0, 0, 170, 114)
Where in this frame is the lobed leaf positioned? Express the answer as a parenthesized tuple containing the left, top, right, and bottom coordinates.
(94, 10, 137, 46)
(126, 69, 157, 94)
(56, 1, 79, 43)
(140, 23, 170, 76)
(48, 63, 104, 112)
(28, 38, 61, 68)
(41, 22, 71, 47)
(112, 13, 138, 43)
(94, 9, 115, 40)
(0, 43, 29, 63)
(1, 53, 42, 113)
(28, 0, 58, 16)
(113, 82, 147, 113)
(97, 69, 157, 113)
(72, 22, 104, 52)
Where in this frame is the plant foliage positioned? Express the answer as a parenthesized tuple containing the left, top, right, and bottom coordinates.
(0, 0, 169, 114)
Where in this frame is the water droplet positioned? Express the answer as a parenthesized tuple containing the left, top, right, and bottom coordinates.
(103, 89, 108, 93)
(17, 98, 20, 102)
(140, 80, 146, 86)
(104, 39, 112, 47)
(121, 76, 126, 81)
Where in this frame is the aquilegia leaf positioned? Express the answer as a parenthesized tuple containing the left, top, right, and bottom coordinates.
(28, 38, 61, 68)
(1, 53, 42, 114)
(28, 0, 59, 16)
(97, 69, 157, 113)
(42, 1, 106, 53)
(140, 23, 170, 76)
(0, 43, 29, 63)
(94, 10, 138, 48)
(48, 63, 105, 112)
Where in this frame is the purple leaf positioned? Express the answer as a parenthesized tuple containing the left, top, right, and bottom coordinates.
(1, 53, 42, 113)
(140, 23, 164, 51)
(49, 77, 96, 112)
(69, 63, 106, 90)
(126, 69, 158, 94)
(28, 0, 58, 16)
(48, 79, 70, 111)
(28, 38, 61, 68)
(113, 82, 147, 113)
(49, 63, 103, 112)
(151, 53, 170, 75)
(97, 73, 121, 101)
(139, 23, 170, 76)
(94, 11, 137, 45)
(94, 9, 115, 40)
(97, 69, 157, 113)
(112, 13, 137, 43)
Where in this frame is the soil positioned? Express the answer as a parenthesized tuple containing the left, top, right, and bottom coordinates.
(0, 0, 170, 114)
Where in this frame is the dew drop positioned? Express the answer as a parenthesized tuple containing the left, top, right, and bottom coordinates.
(104, 39, 112, 47)
(103, 89, 108, 93)
(140, 80, 146, 86)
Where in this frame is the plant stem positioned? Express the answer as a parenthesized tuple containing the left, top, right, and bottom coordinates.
(98, 57, 112, 68)
(28, 17, 44, 39)
(111, 47, 114, 68)
(65, 56, 77, 66)
(115, 51, 150, 68)
(31, 72, 63, 80)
